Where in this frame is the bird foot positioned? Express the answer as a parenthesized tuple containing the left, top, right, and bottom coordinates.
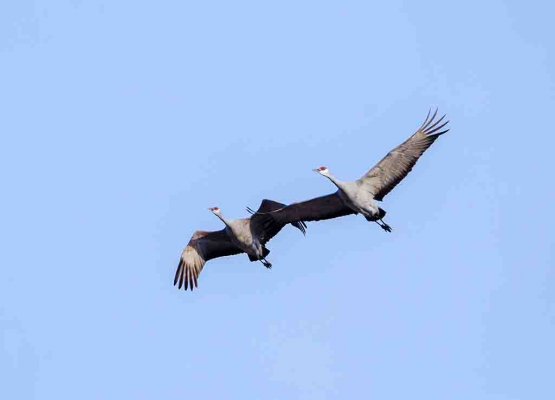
(379, 221, 393, 232)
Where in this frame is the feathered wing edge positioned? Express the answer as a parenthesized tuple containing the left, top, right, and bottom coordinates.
(359, 108, 450, 201)
(174, 229, 242, 291)
(173, 240, 205, 291)
(248, 193, 354, 238)
(247, 199, 307, 243)
(174, 199, 305, 292)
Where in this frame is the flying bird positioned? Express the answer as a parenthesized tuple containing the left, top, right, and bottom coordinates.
(174, 200, 307, 291)
(248, 109, 449, 232)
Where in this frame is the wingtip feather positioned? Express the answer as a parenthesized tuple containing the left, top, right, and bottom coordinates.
(174, 259, 182, 286)
(426, 120, 450, 136)
(420, 108, 432, 129)
(425, 114, 446, 131)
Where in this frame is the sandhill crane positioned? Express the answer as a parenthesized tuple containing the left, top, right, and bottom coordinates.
(248, 109, 449, 232)
(174, 200, 307, 291)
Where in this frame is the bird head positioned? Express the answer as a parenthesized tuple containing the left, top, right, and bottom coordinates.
(312, 166, 329, 176)
(208, 207, 221, 215)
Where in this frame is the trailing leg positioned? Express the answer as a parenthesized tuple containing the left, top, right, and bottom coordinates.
(378, 219, 392, 232)
(260, 258, 272, 269)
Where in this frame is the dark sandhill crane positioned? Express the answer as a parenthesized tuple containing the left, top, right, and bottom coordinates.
(174, 200, 306, 291)
(248, 109, 449, 232)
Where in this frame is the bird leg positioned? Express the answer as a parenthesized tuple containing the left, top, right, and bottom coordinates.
(260, 258, 272, 269)
(375, 220, 393, 232)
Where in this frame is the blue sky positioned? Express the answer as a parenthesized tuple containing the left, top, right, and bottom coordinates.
(1, 1, 554, 398)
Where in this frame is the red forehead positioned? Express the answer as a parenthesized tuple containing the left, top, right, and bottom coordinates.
(319, 166, 327, 170)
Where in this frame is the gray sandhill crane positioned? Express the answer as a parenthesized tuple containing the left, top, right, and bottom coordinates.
(248, 109, 449, 232)
(174, 200, 307, 291)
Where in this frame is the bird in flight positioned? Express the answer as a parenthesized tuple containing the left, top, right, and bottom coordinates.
(174, 200, 307, 291)
(248, 109, 449, 233)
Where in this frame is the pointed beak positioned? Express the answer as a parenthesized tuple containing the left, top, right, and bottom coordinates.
(312, 168, 320, 173)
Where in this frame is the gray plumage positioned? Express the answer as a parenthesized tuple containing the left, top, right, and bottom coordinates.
(249, 109, 449, 232)
(174, 200, 306, 291)
(357, 108, 449, 201)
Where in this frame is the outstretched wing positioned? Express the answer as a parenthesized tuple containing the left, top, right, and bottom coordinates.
(174, 229, 242, 291)
(250, 199, 307, 244)
(359, 109, 449, 201)
(251, 192, 354, 233)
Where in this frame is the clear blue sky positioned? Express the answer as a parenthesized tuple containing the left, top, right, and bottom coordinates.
(1, 1, 554, 399)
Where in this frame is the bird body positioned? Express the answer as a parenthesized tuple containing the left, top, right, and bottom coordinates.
(174, 200, 306, 290)
(217, 213, 268, 263)
(315, 168, 390, 230)
(326, 175, 382, 218)
(175, 109, 450, 291)
(249, 109, 449, 233)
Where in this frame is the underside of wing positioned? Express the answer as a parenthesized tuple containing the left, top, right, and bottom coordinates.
(174, 229, 243, 291)
(271, 192, 354, 224)
(249, 199, 307, 244)
(359, 109, 449, 201)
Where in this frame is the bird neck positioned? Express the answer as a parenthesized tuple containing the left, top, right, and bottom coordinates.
(324, 173, 345, 191)
(216, 213, 232, 228)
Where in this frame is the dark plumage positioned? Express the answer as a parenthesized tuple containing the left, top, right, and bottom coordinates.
(249, 109, 449, 232)
(174, 200, 306, 291)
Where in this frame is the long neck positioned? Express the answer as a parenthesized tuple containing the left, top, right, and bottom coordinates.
(324, 172, 345, 191)
(215, 213, 232, 228)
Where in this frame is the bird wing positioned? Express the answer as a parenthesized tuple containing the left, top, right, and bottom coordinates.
(251, 192, 354, 232)
(174, 229, 243, 291)
(358, 109, 449, 201)
(249, 199, 307, 244)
